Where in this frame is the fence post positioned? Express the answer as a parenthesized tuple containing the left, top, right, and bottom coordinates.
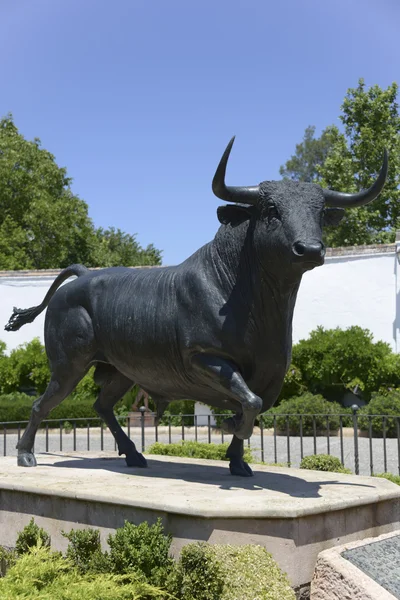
(139, 406, 146, 453)
(352, 404, 360, 475)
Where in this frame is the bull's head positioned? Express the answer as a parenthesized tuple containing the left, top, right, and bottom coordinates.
(212, 137, 388, 272)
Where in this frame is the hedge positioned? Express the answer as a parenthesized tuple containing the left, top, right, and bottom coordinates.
(0, 547, 166, 600)
(358, 391, 400, 437)
(147, 441, 253, 463)
(0, 393, 100, 427)
(159, 400, 195, 426)
(290, 326, 400, 403)
(300, 454, 351, 474)
(0, 519, 295, 600)
(171, 543, 295, 600)
(261, 393, 349, 435)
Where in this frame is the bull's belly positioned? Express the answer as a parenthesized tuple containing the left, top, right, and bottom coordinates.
(102, 348, 284, 414)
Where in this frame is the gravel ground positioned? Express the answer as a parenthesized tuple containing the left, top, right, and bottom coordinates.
(2, 425, 399, 477)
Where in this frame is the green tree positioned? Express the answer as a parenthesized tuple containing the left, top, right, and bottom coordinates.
(92, 227, 162, 267)
(0, 114, 162, 269)
(279, 125, 336, 183)
(280, 80, 400, 246)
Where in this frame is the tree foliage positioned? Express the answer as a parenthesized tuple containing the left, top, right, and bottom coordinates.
(279, 125, 336, 183)
(0, 114, 162, 269)
(280, 80, 400, 246)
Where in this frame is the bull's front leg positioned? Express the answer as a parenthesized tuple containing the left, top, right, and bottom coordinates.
(191, 353, 261, 476)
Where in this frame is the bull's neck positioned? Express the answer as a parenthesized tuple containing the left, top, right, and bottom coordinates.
(211, 226, 302, 326)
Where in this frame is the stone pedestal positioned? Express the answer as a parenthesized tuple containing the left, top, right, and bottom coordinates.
(0, 453, 399, 589)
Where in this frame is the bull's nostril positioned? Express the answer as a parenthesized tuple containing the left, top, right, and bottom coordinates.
(293, 241, 306, 256)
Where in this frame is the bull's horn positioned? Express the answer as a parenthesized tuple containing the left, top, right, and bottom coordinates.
(323, 150, 388, 208)
(212, 136, 259, 205)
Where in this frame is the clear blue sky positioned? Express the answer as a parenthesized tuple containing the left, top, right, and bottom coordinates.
(1, 0, 399, 265)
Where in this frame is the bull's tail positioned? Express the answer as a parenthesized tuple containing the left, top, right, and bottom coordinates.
(4, 264, 89, 332)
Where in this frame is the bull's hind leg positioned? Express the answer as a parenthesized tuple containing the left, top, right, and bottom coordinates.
(93, 366, 147, 468)
(17, 303, 96, 466)
(17, 369, 87, 467)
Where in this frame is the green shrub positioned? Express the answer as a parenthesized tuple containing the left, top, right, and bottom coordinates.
(261, 393, 346, 435)
(0, 338, 50, 395)
(108, 519, 175, 587)
(300, 454, 351, 474)
(170, 542, 224, 600)
(147, 441, 253, 463)
(375, 473, 400, 486)
(0, 393, 100, 427)
(0, 547, 17, 577)
(278, 364, 307, 402)
(62, 528, 111, 574)
(359, 391, 400, 437)
(159, 400, 195, 426)
(291, 326, 399, 402)
(171, 543, 295, 600)
(0, 545, 166, 600)
(0, 393, 33, 424)
(15, 519, 50, 555)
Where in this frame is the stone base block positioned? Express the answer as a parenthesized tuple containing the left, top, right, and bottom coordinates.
(311, 530, 400, 599)
(0, 453, 399, 589)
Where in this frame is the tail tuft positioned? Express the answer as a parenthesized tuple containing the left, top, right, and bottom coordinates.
(4, 264, 88, 333)
(4, 306, 42, 332)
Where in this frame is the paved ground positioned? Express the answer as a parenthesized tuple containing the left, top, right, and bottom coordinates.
(2, 425, 399, 477)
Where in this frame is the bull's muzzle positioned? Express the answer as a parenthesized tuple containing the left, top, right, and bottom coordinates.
(292, 240, 325, 267)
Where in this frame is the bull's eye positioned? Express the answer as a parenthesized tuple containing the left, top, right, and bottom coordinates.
(268, 205, 280, 221)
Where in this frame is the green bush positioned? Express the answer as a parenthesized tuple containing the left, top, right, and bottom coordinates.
(278, 364, 307, 402)
(15, 518, 50, 555)
(0, 393, 100, 427)
(159, 400, 195, 426)
(108, 519, 175, 587)
(171, 543, 295, 600)
(359, 391, 400, 437)
(147, 441, 253, 463)
(291, 326, 400, 402)
(300, 454, 351, 474)
(0, 338, 50, 395)
(261, 393, 347, 435)
(0, 547, 17, 577)
(375, 473, 400, 486)
(1, 520, 296, 599)
(62, 528, 111, 574)
(170, 542, 223, 600)
(0, 545, 166, 600)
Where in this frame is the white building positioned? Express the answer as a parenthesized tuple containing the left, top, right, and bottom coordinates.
(1, 241, 399, 422)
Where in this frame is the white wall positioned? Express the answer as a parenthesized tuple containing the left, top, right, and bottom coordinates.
(1, 250, 399, 355)
(294, 251, 399, 351)
(0, 276, 73, 352)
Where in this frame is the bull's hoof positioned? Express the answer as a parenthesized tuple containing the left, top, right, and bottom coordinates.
(229, 459, 253, 477)
(125, 451, 147, 468)
(17, 451, 37, 467)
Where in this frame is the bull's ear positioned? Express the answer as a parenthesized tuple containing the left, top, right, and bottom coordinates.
(217, 204, 253, 227)
(323, 208, 345, 227)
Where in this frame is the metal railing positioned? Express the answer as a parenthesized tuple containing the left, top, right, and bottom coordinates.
(1, 407, 399, 477)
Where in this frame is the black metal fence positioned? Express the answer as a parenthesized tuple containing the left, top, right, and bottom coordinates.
(1, 408, 400, 477)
